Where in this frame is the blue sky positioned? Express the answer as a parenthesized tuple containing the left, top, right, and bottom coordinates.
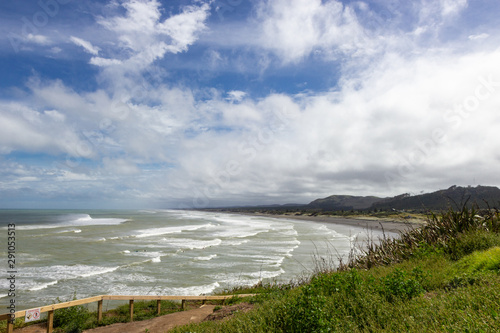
(1, 0, 500, 209)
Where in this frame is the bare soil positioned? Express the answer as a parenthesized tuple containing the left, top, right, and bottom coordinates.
(203, 303, 254, 322)
(12, 303, 254, 333)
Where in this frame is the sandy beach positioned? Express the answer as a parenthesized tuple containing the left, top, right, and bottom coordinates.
(245, 212, 424, 234)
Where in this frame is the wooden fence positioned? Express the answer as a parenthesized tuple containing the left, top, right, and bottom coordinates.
(1, 294, 255, 333)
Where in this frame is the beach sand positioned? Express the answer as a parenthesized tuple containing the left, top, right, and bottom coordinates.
(246, 212, 424, 234)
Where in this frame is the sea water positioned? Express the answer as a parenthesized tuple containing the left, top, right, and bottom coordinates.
(0, 210, 394, 313)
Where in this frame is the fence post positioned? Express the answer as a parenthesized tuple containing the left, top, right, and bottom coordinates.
(157, 300, 161, 315)
(129, 300, 134, 322)
(6, 319, 14, 333)
(181, 299, 186, 310)
(47, 310, 54, 333)
(97, 300, 103, 323)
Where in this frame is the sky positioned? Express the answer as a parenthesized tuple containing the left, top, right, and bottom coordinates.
(0, 0, 499, 209)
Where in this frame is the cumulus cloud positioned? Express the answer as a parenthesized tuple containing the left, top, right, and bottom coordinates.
(256, 0, 367, 63)
(168, 48, 500, 206)
(92, 0, 211, 69)
(226, 90, 246, 103)
(0, 102, 89, 157)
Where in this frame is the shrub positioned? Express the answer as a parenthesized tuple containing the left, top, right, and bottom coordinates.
(273, 288, 332, 332)
(379, 268, 426, 302)
(53, 301, 91, 333)
(444, 230, 500, 260)
(351, 206, 500, 270)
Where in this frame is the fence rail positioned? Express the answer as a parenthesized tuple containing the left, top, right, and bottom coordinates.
(1, 294, 255, 333)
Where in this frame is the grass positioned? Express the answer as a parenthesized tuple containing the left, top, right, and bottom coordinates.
(169, 207, 500, 332)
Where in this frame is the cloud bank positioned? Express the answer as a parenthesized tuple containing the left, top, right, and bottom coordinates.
(0, 0, 499, 208)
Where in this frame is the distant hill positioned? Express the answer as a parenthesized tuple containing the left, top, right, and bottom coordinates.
(304, 185, 500, 212)
(207, 185, 500, 213)
(370, 185, 500, 211)
(307, 195, 382, 210)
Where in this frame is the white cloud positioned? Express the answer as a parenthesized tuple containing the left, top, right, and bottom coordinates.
(253, 0, 473, 66)
(56, 170, 95, 182)
(440, 0, 468, 18)
(93, 0, 211, 69)
(163, 48, 500, 205)
(44, 110, 66, 122)
(50, 47, 62, 54)
(414, 0, 468, 38)
(89, 57, 123, 67)
(256, 0, 366, 63)
(0, 102, 88, 157)
(102, 157, 140, 175)
(70, 36, 100, 55)
(26, 34, 51, 45)
(469, 33, 489, 40)
(226, 90, 246, 103)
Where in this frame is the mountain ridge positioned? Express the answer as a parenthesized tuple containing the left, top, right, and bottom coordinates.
(307, 185, 500, 211)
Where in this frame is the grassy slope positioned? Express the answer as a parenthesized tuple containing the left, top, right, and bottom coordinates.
(171, 208, 500, 332)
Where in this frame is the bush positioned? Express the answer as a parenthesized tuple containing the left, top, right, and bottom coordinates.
(444, 230, 500, 260)
(53, 301, 91, 333)
(273, 288, 332, 332)
(379, 268, 426, 302)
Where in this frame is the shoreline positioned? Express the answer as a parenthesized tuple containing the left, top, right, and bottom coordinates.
(228, 212, 424, 234)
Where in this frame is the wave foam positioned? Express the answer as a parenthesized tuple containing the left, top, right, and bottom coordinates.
(194, 254, 217, 261)
(29, 280, 58, 291)
(15, 214, 127, 230)
(134, 224, 212, 238)
(163, 282, 220, 296)
(160, 238, 222, 250)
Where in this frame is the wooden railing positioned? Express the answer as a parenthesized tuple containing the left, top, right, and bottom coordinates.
(1, 294, 255, 333)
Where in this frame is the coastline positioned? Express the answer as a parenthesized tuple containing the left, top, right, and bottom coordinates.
(236, 212, 424, 234)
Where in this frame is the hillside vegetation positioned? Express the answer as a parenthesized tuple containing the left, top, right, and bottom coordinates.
(171, 207, 500, 332)
(209, 185, 500, 214)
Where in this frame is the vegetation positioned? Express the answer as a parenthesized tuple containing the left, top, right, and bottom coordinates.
(0, 299, 184, 333)
(170, 207, 500, 332)
(53, 295, 92, 333)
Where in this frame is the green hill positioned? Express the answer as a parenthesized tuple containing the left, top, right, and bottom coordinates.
(305, 185, 500, 212)
(370, 185, 500, 211)
(307, 194, 382, 210)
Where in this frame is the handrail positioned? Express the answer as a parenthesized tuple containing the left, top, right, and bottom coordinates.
(1, 294, 256, 333)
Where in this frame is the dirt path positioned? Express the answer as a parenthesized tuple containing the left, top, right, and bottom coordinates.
(13, 304, 253, 333)
(13, 305, 214, 333)
(83, 305, 216, 333)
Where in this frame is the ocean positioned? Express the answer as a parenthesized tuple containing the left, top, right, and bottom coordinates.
(0, 209, 394, 313)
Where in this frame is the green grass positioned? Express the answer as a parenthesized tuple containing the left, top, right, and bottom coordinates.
(170, 208, 500, 332)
